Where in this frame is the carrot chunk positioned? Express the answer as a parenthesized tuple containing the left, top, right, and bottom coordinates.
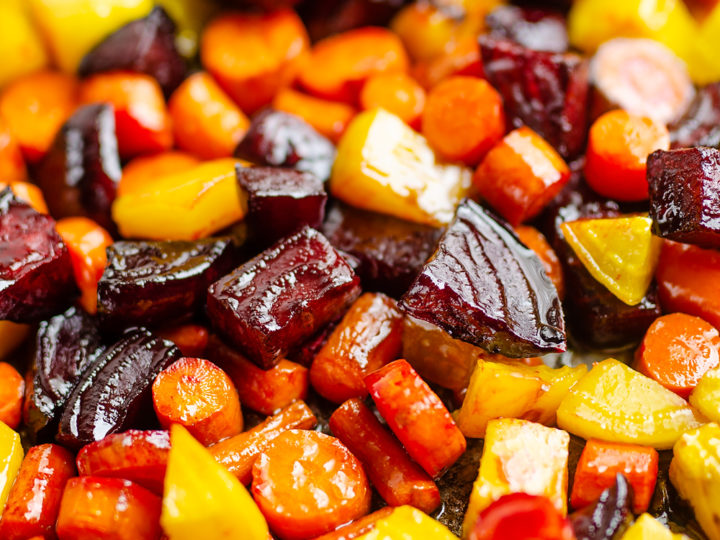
(413, 38, 484, 90)
(570, 439, 659, 514)
(0, 362, 24, 430)
(515, 225, 565, 299)
(273, 88, 356, 143)
(152, 357, 243, 445)
(312, 507, 394, 540)
(156, 324, 209, 358)
(360, 73, 426, 130)
(0, 120, 26, 183)
(118, 150, 200, 196)
(251, 429, 371, 539)
(0, 181, 48, 214)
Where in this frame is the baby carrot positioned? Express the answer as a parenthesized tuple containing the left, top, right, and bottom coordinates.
(360, 73, 426, 130)
(0, 119, 26, 183)
(515, 225, 565, 299)
(0, 363, 24, 430)
(273, 88, 356, 143)
(118, 151, 200, 196)
(156, 323, 209, 358)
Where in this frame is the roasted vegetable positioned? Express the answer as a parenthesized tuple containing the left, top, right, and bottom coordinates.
(0, 422, 23, 515)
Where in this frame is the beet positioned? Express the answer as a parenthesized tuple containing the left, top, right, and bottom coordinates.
(207, 226, 361, 369)
(670, 82, 720, 149)
(486, 5, 568, 53)
(570, 474, 634, 540)
(0, 188, 77, 322)
(299, 0, 409, 42)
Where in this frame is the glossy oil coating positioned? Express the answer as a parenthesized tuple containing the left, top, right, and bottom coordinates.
(670, 82, 720, 149)
(486, 5, 569, 53)
(569, 474, 634, 540)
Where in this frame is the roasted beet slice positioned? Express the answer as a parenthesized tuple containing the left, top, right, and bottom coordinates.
(648, 147, 720, 248)
(486, 5, 568, 53)
(56, 329, 181, 449)
(570, 474, 634, 540)
(670, 82, 720, 149)
(78, 7, 186, 96)
(35, 104, 121, 231)
(399, 198, 566, 357)
(237, 166, 327, 247)
(0, 189, 77, 323)
(207, 226, 361, 369)
(479, 35, 589, 158)
(97, 237, 237, 330)
(234, 109, 336, 182)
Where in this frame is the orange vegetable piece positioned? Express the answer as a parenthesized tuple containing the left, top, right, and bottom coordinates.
(156, 323, 209, 358)
(570, 439, 659, 513)
(0, 70, 78, 163)
(152, 357, 243, 446)
(0, 363, 24, 430)
(473, 127, 571, 226)
(273, 88, 356, 143)
(360, 73, 426, 130)
(79, 71, 172, 159)
(413, 37, 484, 90)
(0, 119, 26, 182)
(584, 110, 670, 202)
(298, 26, 409, 105)
(55, 217, 113, 315)
(312, 507, 394, 540)
(0, 181, 48, 214)
(201, 10, 309, 114)
(635, 313, 720, 398)
(169, 72, 249, 159)
(251, 429, 372, 539)
(118, 151, 200, 196)
(515, 225, 565, 299)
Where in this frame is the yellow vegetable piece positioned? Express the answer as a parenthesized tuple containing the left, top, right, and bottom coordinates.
(693, 5, 720, 86)
(156, 0, 220, 58)
(462, 419, 569, 536)
(357, 506, 457, 540)
(557, 358, 706, 450)
(0, 421, 24, 516)
(621, 514, 688, 540)
(690, 368, 720, 424)
(112, 158, 248, 240)
(561, 216, 661, 306)
(29, 0, 153, 72)
(670, 423, 720, 540)
(454, 360, 587, 438)
(162, 424, 269, 540)
(330, 108, 473, 227)
(0, 0, 49, 89)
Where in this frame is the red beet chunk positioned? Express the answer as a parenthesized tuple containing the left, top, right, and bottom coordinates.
(486, 5, 568, 53)
(234, 109, 336, 182)
(237, 166, 327, 247)
(569, 474, 634, 540)
(670, 82, 720, 149)
(648, 147, 720, 248)
(400, 199, 566, 357)
(299, 0, 408, 42)
(479, 35, 589, 158)
(78, 7, 186, 96)
(0, 189, 77, 323)
(207, 226, 361, 369)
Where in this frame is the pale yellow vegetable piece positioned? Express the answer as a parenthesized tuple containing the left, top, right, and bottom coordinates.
(694, 4, 720, 86)
(690, 368, 720, 424)
(621, 514, 688, 540)
(0, 0, 49, 89)
(331, 108, 473, 227)
(557, 358, 706, 450)
(357, 506, 457, 540)
(162, 424, 269, 540)
(0, 421, 24, 516)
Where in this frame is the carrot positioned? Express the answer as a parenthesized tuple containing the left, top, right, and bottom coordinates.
(390, 2, 460, 63)
(0, 70, 78, 163)
(515, 225, 565, 299)
(365, 359, 466, 479)
(79, 71, 172, 159)
(0, 181, 48, 214)
(413, 38, 483, 90)
(584, 110, 670, 202)
(422, 76, 505, 165)
(0, 119, 26, 182)
(251, 429, 372, 539)
(156, 323, 209, 358)
(360, 73, 426, 130)
(118, 151, 200, 196)
(473, 127, 570, 226)
(272, 88, 356, 143)
(309, 292, 403, 404)
(570, 439, 659, 513)
(152, 357, 243, 445)
(210, 400, 317, 485)
(312, 507, 394, 540)
(0, 362, 24, 430)
(298, 27, 409, 105)
(169, 72, 249, 159)
(55, 217, 113, 315)
(329, 398, 441, 513)
(0, 444, 76, 540)
(201, 10, 309, 114)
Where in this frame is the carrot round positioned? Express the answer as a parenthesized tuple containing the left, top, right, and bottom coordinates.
(0, 119, 26, 183)
(156, 324, 209, 358)
(273, 88, 356, 143)
(152, 357, 243, 445)
(422, 76, 505, 165)
(0, 362, 24, 430)
(360, 73, 426, 130)
(118, 151, 200, 196)
(251, 429, 372, 539)
(515, 225, 565, 299)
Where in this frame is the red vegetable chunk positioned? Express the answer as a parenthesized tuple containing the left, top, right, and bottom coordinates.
(486, 5, 569, 53)
(670, 82, 720, 149)
(569, 474, 634, 540)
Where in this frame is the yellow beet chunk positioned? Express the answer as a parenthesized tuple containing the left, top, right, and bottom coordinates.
(620, 514, 688, 540)
(112, 158, 247, 240)
(693, 5, 720, 86)
(357, 505, 457, 540)
(156, 0, 220, 58)
(0, 0, 49, 89)
(561, 216, 661, 306)
(0, 421, 23, 515)
(162, 424, 269, 540)
(29, 0, 153, 72)
(330, 108, 473, 227)
(454, 359, 587, 438)
(557, 358, 706, 450)
(690, 368, 720, 424)
(462, 418, 569, 536)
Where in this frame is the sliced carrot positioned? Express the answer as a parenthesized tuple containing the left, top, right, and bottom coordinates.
(156, 323, 209, 358)
(298, 27, 409, 105)
(422, 76, 505, 165)
(390, 2, 460, 63)
(118, 151, 200, 196)
(312, 508, 394, 540)
(0, 70, 78, 163)
(0, 119, 26, 182)
(584, 110, 670, 202)
(0, 362, 24, 430)
(515, 225, 565, 299)
(79, 71, 172, 159)
(169, 72, 249, 159)
(273, 88, 356, 143)
(201, 9, 309, 114)
(210, 401, 317, 485)
(413, 37, 483, 90)
(152, 357, 243, 445)
(570, 439, 659, 513)
(251, 429, 372, 539)
(0, 181, 48, 214)
(360, 73, 426, 130)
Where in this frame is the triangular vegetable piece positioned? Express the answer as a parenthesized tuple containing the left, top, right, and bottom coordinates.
(357, 506, 456, 540)
(0, 421, 23, 515)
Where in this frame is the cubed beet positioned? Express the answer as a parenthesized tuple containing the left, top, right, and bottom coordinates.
(486, 5, 568, 53)
(670, 82, 720, 149)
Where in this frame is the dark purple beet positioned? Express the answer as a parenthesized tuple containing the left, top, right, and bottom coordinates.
(35, 103, 121, 231)
(78, 6, 186, 96)
(97, 236, 238, 330)
(570, 474, 634, 540)
(670, 82, 720, 149)
(237, 166, 327, 247)
(56, 328, 181, 449)
(207, 226, 361, 369)
(486, 5, 568, 53)
(0, 188, 77, 323)
(234, 109, 336, 182)
(298, 0, 409, 42)
(479, 35, 589, 158)
(322, 202, 442, 298)
(399, 198, 566, 357)
(648, 147, 720, 248)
